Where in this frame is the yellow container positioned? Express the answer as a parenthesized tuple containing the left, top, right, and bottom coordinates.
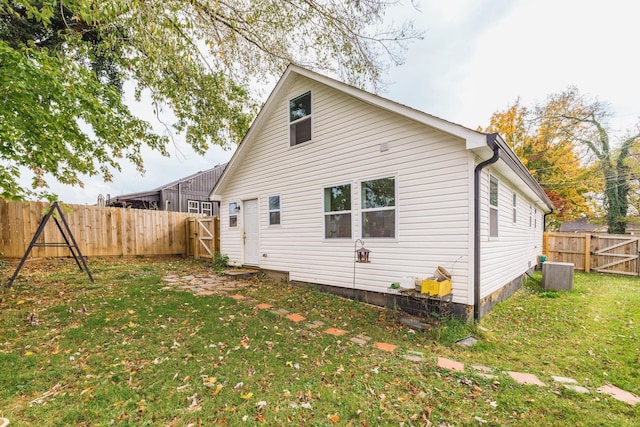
(421, 279, 452, 296)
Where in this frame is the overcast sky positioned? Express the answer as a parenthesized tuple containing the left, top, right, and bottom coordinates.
(43, 0, 639, 205)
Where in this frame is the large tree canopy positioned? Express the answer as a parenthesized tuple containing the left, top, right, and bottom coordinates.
(0, 0, 419, 199)
(483, 98, 594, 230)
(484, 89, 640, 233)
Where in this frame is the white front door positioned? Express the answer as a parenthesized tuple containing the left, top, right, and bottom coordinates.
(243, 199, 259, 265)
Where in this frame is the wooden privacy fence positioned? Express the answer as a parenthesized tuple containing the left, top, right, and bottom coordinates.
(0, 199, 197, 258)
(543, 232, 640, 276)
(186, 216, 220, 259)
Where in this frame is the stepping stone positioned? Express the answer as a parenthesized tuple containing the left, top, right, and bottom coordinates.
(373, 342, 397, 352)
(403, 350, 424, 363)
(507, 371, 546, 387)
(271, 308, 290, 316)
(399, 316, 429, 330)
(196, 290, 217, 296)
(229, 294, 246, 300)
(255, 303, 273, 310)
(471, 365, 496, 379)
(437, 357, 464, 372)
(564, 384, 590, 394)
(324, 327, 347, 337)
(305, 320, 325, 329)
(286, 313, 306, 323)
(596, 384, 640, 406)
(552, 376, 577, 384)
(455, 336, 478, 347)
(350, 337, 368, 346)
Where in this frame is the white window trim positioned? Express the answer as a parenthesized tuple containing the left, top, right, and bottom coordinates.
(360, 175, 398, 240)
(187, 200, 199, 214)
(268, 195, 281, 226)
(289, 91, 312, 147)
(489, 175, 499, 238)
(229, 202, 239, 228)
(323, 183, 352, 240)
(201, 201, 213, 216)
(512, 192, 517, 224)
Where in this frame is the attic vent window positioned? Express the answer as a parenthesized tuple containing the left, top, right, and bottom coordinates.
(289, 91, 311, 146)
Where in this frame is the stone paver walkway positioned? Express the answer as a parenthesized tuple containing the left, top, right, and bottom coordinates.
(162, 273, 640, 407)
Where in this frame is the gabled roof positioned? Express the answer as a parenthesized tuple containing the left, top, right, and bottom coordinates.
(210, 65, 553, 211)
(111, 163, 226, 201)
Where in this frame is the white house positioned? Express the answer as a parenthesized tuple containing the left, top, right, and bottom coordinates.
(210, 65, 554, 320)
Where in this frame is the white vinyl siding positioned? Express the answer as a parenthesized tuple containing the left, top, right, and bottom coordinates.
(218, 76, 472, 302)
(480, 169, 544, 299)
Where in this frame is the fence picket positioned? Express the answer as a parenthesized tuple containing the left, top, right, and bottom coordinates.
(0, 199, 213, 258)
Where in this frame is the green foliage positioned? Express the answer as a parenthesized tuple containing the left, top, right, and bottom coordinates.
(483, 97, 594, 230)
(486, 88, 640, 233)
(0, 0, 420, 200)
(212, 251, 229, 272)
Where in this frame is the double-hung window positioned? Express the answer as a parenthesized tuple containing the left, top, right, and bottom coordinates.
(489, 175, 499, 238)
(269, 195, 281, 225)
(201, 201, 212, 216)
(324, 184, 351, 238)
(289, 91, 312, 146)
(229, 202, 238, 227)
(187, 200, 199, 214)
(512, 192, 517, 224)
(361, 177, 396, 238)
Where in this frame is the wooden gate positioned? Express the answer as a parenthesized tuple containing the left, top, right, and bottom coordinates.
(590, 235, 639, 276)
(186, 216, 220, 259)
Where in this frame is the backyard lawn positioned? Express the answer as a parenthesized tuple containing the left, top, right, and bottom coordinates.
(0, 256, 638, 426)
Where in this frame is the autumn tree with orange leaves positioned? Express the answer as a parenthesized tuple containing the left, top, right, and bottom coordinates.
(485, 88, 640, 233)
(482, 97, 593, 231)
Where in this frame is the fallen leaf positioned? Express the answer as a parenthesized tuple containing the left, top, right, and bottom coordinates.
(240, 391, 253, 400)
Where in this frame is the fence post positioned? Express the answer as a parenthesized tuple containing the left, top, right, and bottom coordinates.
(584, 234, 591, 273)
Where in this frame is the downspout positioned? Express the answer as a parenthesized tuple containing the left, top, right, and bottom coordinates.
(473, 135, 501, 322)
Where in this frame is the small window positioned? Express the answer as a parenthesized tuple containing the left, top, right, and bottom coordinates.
(534, 208, 538, 229)
(289, 91, 311, 146)
(201, 201, 212, 216)
(361, 177, 396, 238)
(324, 184, 351, 238)
(489, 176, 498, 238)
(187, 200, 199, 214)
(529, 204, 533, 227)
(512, 192, 517, 224)
(229, 202, 238, 227)
(268, 195, 281, 225)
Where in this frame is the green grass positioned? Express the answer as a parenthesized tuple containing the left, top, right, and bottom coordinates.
(0, 258, 638, 426)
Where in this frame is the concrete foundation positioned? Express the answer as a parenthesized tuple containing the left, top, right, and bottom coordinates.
(260, 268, 529, 322)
